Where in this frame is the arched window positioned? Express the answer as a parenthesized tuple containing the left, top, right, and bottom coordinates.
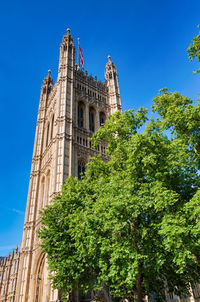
(78, 102, 85, 128)
(50, 114, 54, 140)
(78, 160, 86, 180)
(89, 107, 95, 132)
(46, 122, 50, 147)
(99, 112, 106, 126)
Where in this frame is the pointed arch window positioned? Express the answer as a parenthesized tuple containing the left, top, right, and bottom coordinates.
(99, 112, 106, 126)
(78, 102, 85, 128)
(78, 160, 86, 180)
(89, 107, 95, 132)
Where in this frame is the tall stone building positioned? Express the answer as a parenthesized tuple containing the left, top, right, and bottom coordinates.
(0, 29, 121, 302)
(1, 29, 199, 302)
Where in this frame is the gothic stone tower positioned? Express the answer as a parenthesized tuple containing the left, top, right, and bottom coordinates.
(14, 29, 121, 302)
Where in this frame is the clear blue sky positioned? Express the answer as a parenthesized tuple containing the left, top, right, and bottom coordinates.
(0, 0, 200, 256)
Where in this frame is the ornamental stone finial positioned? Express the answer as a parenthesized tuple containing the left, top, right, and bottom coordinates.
(62, 28, 73, 46)
(108, 55, 111, 61)
(48, 70, 51, 75)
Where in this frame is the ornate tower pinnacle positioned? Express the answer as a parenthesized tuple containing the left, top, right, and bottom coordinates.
(57, 28, 75, 81)
(62, 28, 74, 46)
(105, 55, 122, 114)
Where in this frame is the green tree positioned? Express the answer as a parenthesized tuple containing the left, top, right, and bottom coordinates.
(39, 107, 200, 302)
(39, 30, 200, 302)
(188, 25, 200, 73)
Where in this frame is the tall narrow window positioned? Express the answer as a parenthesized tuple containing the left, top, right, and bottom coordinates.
(11, 279, 15, 292)
(78, 160, 86, 180)
(40, 177, 45, 209)
(50, 114, 54, 140)
(99, 112, 106, 126)
(89, 107, 95, 132)
(13, 261, 17, 274)
(46, 170, 50, 205)
(5, 268, 9, 280)
(78, 102, 84, 128)
(46, 122, 50, 147)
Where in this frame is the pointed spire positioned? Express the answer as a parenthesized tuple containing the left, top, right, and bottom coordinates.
(42, 69, 53, 92)
(62, 28, 74, 46)
(105, 55, 122, 113)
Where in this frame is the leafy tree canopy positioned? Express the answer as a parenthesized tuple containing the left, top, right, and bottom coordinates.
(39, 30, 200, 302)
(188, 25, 200, 73)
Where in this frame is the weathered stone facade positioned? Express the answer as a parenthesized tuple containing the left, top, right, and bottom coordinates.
(0, 29, 121, 302)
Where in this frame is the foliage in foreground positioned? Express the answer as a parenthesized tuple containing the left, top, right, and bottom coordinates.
(39, 28, 200, 302)
(39, 102, 200, 301)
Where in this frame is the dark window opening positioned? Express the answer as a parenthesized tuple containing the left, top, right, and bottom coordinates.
(78, 102, 84, 128)
(78, 160, 86, 180)
(100, 112, 106, 126)
(89, 107, 95, 132)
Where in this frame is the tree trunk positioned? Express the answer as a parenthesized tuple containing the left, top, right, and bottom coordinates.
(136, 276, 143, 302)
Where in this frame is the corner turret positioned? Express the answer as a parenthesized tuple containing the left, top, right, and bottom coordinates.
(42, 70, 53, 94)
(57, 28, 75, 81)
(105, 55, 122, 114)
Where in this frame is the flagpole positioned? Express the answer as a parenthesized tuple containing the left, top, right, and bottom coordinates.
(78, 38, 80, 69)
